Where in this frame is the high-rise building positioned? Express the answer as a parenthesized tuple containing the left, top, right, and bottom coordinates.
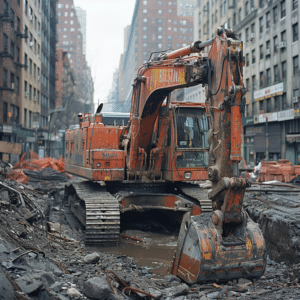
(0, 0, 25, 164)
(56, 0, 93, 115)
(75, 6, 86, 55)
(113, 0, 195, 112)
(195, 0, 300, 165)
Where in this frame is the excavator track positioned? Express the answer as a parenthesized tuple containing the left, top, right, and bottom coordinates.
(66, 181, 120, 245)
(178, 183, 213, 213)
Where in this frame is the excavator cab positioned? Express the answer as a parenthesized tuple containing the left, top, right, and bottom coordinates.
(175, 106, 209, 169)
(154, 102, 209, 182)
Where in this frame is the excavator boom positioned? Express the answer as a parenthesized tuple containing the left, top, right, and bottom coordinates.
(171, 28, 266, 283)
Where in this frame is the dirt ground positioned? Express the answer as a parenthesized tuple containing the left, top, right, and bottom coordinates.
(1, 176, 300, 300)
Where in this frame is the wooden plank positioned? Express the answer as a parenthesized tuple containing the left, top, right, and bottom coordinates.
(0, 141, 22, 155)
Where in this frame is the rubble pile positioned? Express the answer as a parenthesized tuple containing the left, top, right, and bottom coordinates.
(0, 175, 300, 299)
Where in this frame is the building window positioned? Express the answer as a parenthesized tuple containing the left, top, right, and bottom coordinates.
(274, 96, 281, 111)
(29, 59, 32, 74)
(29, 111, 32, 128)
(280, 0, 286, 18)
(158, 26, 162, 32)
(143, 9, 147, 13)
(293, 23, 298, 42)
(266, 40, 270, 57)
(143, 26, 147, 32)
(282, 61, 287, 79)
(245, 28, 249, 41)
(259, 100, 264, 112)
(143, 18, 147, 23)
(259, 17, 263, 33)
(10, 41, 14, 58)
(158, 43, 162, 49)
(233, 12, 236, 26)
(246, 53, 249, 67)
(273, 35, 278, 52)
(3, 102, 8, 123)
(266, 11, 270, 28)
(281, 30, 286, 53)
(63, 27, 67, 31)
(167, 35, 172, 40)
(245, 1, 249, 16)
(266, 68, 271, 85)
(15, 76, 19, 94)
(70, 20, 74, 25)
(259, 45, 263, 59)
(158, 1, 163, 5)
(158, 34, 162, 40)
(266, 98, 271, 112)
(246, 78, 250, 91)
(293, 56, 299, 75)
(158, 10, 162, 14)
(64, 12, 68, 16)
(143, 0, 147, 4)
(293, 0, 298, 10)
(252, 49, 255, 64)
(274, 65, 279, 82)
(63, 34, 67, 38)
(143, 34, 147, 40)
(174, 27, 177, 32)
(29, 84, 32, 100)
(143, 43, 147, 48)
(260, 71, 264, 87)
(252, 75, 256, 91)
(273, 6, 278, 24)
(24, 109, 27, 127)
(282, 93, 287, 109)
(238, 8, 242, 21)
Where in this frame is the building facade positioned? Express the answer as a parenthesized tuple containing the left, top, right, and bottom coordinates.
(112, 0, 195, 112)
(56, 0, 93, 116)
(195, 0, 300, 165)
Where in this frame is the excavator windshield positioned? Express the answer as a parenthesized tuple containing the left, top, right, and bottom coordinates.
(175, 107, 209, 168)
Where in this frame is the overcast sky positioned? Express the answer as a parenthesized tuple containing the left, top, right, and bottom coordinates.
(73, 0, 136, 109)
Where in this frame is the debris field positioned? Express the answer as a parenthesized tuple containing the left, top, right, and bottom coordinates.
(0, 168, 300, 299)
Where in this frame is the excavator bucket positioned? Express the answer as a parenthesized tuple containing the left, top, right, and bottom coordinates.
(171, 212, 266, 284)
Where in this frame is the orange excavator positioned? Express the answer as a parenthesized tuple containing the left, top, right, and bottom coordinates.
(64, 28, 266, 282)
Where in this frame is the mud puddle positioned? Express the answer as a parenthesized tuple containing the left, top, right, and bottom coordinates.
(91, 210, 182, 276)
(100, 230, 177, 276)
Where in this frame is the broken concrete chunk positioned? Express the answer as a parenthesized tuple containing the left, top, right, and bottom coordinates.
(163, 274, 181, 284)
(67, 287, 82, 298)
(238, 278, 252, 285)
(206, 291, 220, 299)
(0, 243, 10, 254)
(83, 276, 112, 300)
(163, 283, 189, 297)
(0, 190, 10, 202)
(83, 252, 100, 264)
(41, 272, 56, 288)
(148, 287, 162, 299)
(0, 271, 14, 300)
(16, 272, 44, 294)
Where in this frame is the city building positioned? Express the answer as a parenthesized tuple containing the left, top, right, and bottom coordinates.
(40, 0, 57, 157)
(195, 0, 300, 165)
(56, 0, 94, 116)
(75, 6, 86, 55)
(0, 0, 42, 164)
(113, 0, 195, 112)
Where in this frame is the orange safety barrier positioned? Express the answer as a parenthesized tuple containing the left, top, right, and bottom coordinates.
(13, 150, 65, 172)
(6, 151, 71, 184)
